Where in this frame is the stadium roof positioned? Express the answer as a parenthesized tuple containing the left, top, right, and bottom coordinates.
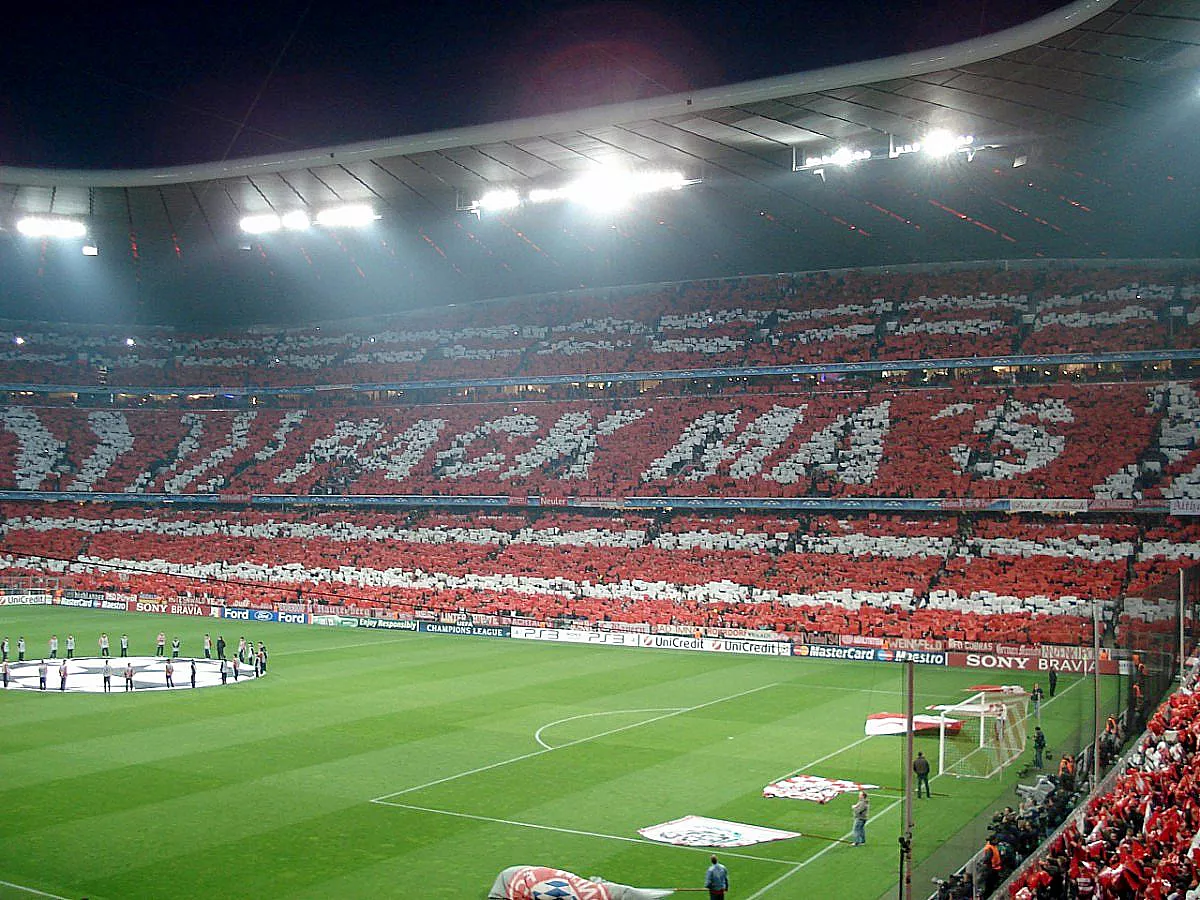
(1, 0, 1198, 327)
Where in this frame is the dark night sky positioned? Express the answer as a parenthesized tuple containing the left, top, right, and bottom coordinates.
(0, 0, 1068, 171)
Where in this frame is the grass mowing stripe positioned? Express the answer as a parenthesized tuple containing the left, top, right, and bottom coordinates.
(382, 691, 898, 871)
(0, 608, 1119, 898)
(534, 708, 685, 750)
(371, 681, 780, 802)
(0, 880, 71, 900)
(744, 671, 1092, 899)
(375, 801, 801, 865)
(770, 733, 875, 782)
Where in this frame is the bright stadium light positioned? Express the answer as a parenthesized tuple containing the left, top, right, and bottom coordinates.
(564, 169, 690, 211)
(804, 147, 871, 168)
(240, 213, 281, 235)
(468, 169, 695, 214)
(16, 216, 87, 239)
(922, 129, 974, 158)
(13, 336, 25, 345)
(315, 204, 377, 228)
(478, 189, 520, 212)
(81, 244, 99, 256)
(281, 210, 311, 230)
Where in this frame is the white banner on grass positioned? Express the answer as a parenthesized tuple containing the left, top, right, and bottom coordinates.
(638, 815, 800, 848)
(762, 775, 880, 804)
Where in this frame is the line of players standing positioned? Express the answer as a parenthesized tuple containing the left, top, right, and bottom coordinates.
(0, 632, 268, 690)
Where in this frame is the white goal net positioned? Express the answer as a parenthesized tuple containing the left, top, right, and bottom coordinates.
(934, 688, 1030, 779)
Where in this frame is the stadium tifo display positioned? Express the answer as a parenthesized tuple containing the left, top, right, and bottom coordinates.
(1, 655, 260, 692)
(0, 261, 1194, 898)
(0, 381, 1197, 500)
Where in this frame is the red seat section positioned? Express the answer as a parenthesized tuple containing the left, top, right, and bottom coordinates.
(0, 266, 1194, 389)
(0, 381, 1182, 500)
(4, 505, 1199, 646)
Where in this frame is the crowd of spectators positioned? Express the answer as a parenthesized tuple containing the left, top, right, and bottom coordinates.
(0, 379, 1190, 500)
(0, 505, 1194, 646)
(0, 265, 1195, 390)
(1001, 661, 1200, 900)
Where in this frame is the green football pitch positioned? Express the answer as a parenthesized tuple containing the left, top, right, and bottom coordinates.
(0, 607, 1117, 899)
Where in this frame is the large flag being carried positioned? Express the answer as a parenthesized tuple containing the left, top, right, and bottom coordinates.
(489, 866, 673, 900)
(762, 774, 880, 804)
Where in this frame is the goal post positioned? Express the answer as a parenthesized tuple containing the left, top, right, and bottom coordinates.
(934, 689, 1030, 779)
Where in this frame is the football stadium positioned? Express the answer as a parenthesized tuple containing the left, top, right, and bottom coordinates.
(1, 0, 1200, 897)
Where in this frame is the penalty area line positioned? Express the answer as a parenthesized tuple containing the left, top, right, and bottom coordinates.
(0, 879, 72, 900)
(371, 681, 779, 802)
(373, 800, 800, 865)
(744, 672, 1092, 899)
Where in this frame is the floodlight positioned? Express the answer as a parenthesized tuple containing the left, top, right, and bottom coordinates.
(315, 204, 377, 228)
(281, 210, 311, 230)
(563, 169, 689, 211)
(478, 189, 520, 212)
(81, 244, 99, 256)
(125, 338, 136, 347)
(923, 130, 974, 158)
(805, 148, 871, 168)
(16, 216, 87, 239)
(240, 214, 281, 235)
(13, 337, 25, 346)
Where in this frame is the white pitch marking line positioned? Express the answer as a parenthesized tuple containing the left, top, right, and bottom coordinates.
(370, 681, 779, 802)
(744, 674, 1091, 899)
(374, 801, 800, 865)
(534, 708, 684, 750)
(0, 879, 72, 900)
(769, 733, 875, 783)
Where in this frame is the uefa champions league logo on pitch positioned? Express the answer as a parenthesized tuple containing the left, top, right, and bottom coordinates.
(1, 656, 261, 692)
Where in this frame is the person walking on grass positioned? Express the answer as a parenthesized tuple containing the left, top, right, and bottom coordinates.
(852, 789, 870, 845)
(1048, 668, 1058, 698)
(1031, 683, 1044, 720)
(705, 855, 729, 899)
(1033, 726, 1047, 769)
